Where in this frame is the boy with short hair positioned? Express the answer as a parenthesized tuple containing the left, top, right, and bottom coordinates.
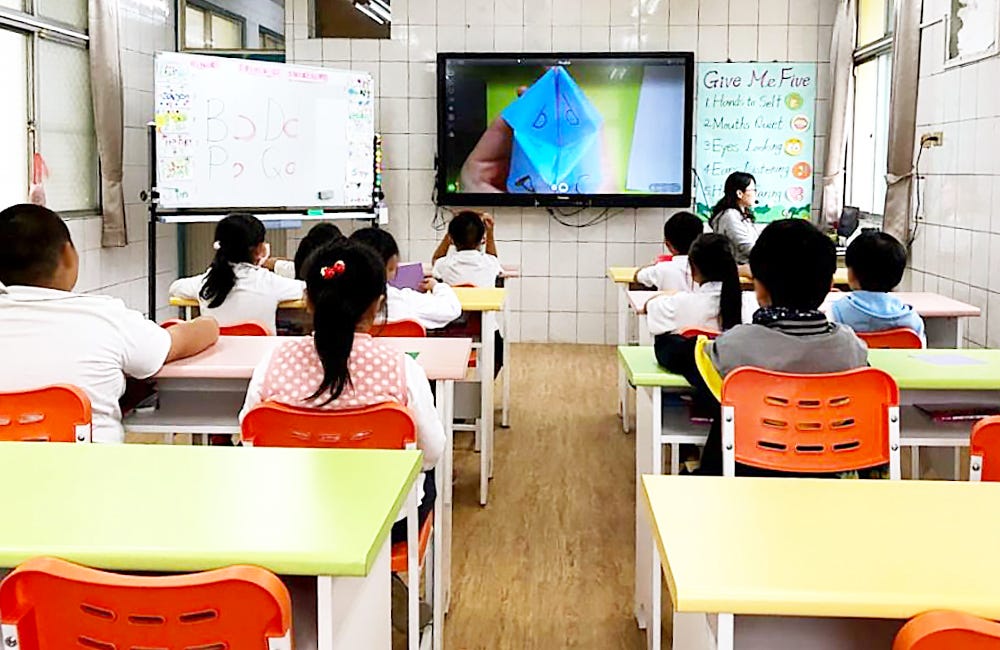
(664, 219, 868, 475)
(0, 204, 219, 443)
(634, 211, 704, 291)
(431, 210, 502, 288)
(830, 231, 925, 345)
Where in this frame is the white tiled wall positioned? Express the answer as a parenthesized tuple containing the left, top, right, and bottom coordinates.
(908, 0, 998, 347)
(74, 1, 178, 320)
(283, 0, 835, 343)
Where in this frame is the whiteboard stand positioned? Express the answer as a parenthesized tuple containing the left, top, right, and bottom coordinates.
(143, 123, 380, 319)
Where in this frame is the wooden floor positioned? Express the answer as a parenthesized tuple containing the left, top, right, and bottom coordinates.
(444, 343, 648, 649)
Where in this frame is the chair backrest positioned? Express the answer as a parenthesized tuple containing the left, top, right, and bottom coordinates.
(721, 366, 900, 478)
(0, 385, 91, 443)
(373, 319, 427, 338)
(970, 416, 1000, 482)
(241, 401, 417, 449)
(0, 556, 291, 650)
(162, 319, 271, 336)
(678, 327, 720, 339)
(856, 327, 923, 349)
(894, 610, 1000, 650)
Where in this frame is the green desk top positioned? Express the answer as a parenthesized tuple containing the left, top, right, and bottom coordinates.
(0, 443, 421, 577)
(617, 346, 690, 388)
(620, 346, 1000, 391)
(868, 349, 1000, 390)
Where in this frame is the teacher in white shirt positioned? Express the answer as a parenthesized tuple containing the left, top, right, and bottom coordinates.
(709, 171, 758, 265)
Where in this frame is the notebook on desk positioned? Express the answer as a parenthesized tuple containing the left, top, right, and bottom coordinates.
(914, 403, 1000, 422)
(389, 262, 424, 291)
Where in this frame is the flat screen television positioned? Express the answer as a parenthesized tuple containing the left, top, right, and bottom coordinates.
(436, 52, 695, 208)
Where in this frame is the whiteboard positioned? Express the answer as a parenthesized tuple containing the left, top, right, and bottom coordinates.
(154, 52, 375, 211)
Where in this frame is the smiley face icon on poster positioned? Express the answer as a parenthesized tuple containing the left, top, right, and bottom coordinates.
(784, 138, 804, 156)
(785, 93, 804, 110)
(792, 161, 812, 180)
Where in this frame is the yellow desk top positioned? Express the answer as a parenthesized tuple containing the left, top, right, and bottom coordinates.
(642, 475, 1000, 619)
(613, 266, 850, 287)
(170, 287, 506, 313)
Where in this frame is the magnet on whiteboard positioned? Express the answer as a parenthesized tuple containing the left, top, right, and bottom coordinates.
(317, 190, 336, 200)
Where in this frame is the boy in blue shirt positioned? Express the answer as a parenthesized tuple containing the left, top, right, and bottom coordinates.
(831, 231, 925, 345)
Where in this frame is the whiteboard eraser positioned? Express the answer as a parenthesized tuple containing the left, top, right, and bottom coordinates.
(317, 190, 336, 200)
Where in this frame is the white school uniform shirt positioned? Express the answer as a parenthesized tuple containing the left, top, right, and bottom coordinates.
(432, 249, 503, 289)
(634, 256, 694, 292)
(168, 263, 304, 334)
(646, 283, 761, 335)
(0, 285, 172, 443)
(385, 283, 462, 330)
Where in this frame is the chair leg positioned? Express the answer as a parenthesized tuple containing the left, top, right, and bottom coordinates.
(910, 446, 920, 479)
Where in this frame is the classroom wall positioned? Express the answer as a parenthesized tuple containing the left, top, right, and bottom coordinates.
(284, 0, 836, 343)
(908, 0, 998, 347)
(70, 1, 178, 320)
(211, 0, 286, 49)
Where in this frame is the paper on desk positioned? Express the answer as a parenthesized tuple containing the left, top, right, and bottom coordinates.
(908, 353, 987, 366)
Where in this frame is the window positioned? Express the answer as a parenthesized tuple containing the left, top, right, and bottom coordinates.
(259, 27, 284, 51)
(847, 0, 896, 216)
(181, 1, 246, 50)
(0, 2, 97, 213)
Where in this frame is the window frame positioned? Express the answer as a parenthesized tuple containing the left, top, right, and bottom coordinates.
(259, 25, 284, 50)
(846, 0, 897, 218)
(0, 4, 96, 218)
(179, 0, 247, 51)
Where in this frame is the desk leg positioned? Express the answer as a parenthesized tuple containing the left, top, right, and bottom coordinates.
(618, 284, 630, 431)
(480, 311, 497, 506)
(673, 612, 720, 650)
(635, 385, 661, 640)
(638, 314, 651, 346)
(435, 380, 455, 614)
(925, 316, 960, 349)
(316, 541, 391, 650)
(501, 301, 511, 428)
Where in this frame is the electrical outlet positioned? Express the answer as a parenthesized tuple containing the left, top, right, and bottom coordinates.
(920, 131, 944, 148)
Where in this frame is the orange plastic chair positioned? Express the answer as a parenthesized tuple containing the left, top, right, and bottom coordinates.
(720, 367, 901, 478)
(856, 327, 923, 349)
(373, 319, 427, 338)
(0, 385, 91, 443)
(894, 610, 1000, 650)
(969, 416, 1000, 482)
(678, 326, 720, 339)
(162, 319, 271, 336)
(242, 401, 434, 649)
(0, 556, 292, 650)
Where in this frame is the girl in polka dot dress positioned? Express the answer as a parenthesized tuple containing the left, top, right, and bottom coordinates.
(239, 239, 445, 542)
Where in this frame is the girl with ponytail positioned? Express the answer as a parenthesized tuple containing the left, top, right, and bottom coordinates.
(646, 233, 749, 336)
(239, 238, 444, 541)
(168, 213, 304, 333)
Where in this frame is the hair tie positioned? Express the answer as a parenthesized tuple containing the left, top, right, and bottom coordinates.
(212, 241, 221, 251)
(320, 260, 346, 280)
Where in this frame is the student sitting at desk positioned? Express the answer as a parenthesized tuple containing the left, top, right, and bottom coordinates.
(660, 219, 868, 475)
(239, 239, 443, 630)
(263, 222, 344, 280)
(0, 204, 219, 443)
(633, 211, 704, 292)
(646, 234, 744, 336)
(351, 227, 461, 330)
(168, 213, 304, 334)
(830, 231, 926, 346)
(431, 210, 501, 288)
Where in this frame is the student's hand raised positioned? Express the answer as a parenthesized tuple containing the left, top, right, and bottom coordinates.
(481, 212, 495, 230)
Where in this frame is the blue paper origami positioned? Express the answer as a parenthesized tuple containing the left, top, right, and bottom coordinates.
(501, 66, 604, 194)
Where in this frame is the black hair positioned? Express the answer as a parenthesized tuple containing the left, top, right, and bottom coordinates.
(200, 213, 266, 308)
(663, 211, 704, 256)
(448, 211, 486, 250)
(749, 219, 836, 310)
(845, 231, 907, 292)
(688, 233, 742, 330)
(710, 172, 757, 228)
(0, 203, 73, 287)
(294, 223, 345, 280)
(305, 239, 388, 405)
(350, 227, 400, 266)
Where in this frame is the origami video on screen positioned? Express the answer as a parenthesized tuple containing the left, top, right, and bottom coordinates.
(501, 66, 604, 194)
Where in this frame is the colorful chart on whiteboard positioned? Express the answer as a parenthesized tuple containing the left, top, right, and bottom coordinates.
(154, 52, 375, 210)
(695, 62, 816, 223)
